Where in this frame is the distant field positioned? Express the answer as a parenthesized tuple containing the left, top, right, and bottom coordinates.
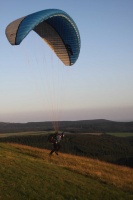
(1, 131, 133, 138)
(106, 132, 133, 137)
(0, 131, 49, 138)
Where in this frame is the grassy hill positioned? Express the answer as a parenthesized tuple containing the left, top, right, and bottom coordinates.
(0, 143, 133, 200)
(1, 132, 133, 168)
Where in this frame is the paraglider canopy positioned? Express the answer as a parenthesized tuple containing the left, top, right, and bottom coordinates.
(6, 9, 81, 66)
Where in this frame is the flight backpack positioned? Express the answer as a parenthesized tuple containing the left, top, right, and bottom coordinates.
(48, 133, 57, 144)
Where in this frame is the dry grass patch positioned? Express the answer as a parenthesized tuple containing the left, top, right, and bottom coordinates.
(8, 143, 133, 192)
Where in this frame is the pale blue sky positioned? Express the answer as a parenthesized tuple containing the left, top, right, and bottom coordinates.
(0, 0, 133, 122)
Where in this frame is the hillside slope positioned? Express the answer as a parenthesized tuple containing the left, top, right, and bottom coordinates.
(1, 133, 133, 168)
(0, 143, 133, 200)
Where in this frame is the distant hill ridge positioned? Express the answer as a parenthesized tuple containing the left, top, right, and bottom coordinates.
(0, 119, 133, 133)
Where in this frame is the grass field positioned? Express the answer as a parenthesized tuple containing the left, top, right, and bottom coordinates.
(0, 143, 133, 200)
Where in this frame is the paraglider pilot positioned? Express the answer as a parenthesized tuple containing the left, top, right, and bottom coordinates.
(48, 132, 64, 156)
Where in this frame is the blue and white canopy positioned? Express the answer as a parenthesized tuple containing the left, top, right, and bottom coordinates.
(6, 9, 81, 66)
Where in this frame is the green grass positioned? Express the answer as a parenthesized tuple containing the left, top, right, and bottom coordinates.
(0, 143, 133, 200)
(106, 132, 133, 137)
(0, 131, 49, 138)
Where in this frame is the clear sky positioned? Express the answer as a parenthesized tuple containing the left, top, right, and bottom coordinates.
(0, 0, 133, 122)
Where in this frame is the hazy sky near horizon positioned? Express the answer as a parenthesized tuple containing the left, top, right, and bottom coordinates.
(0, 0, 133, 122)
